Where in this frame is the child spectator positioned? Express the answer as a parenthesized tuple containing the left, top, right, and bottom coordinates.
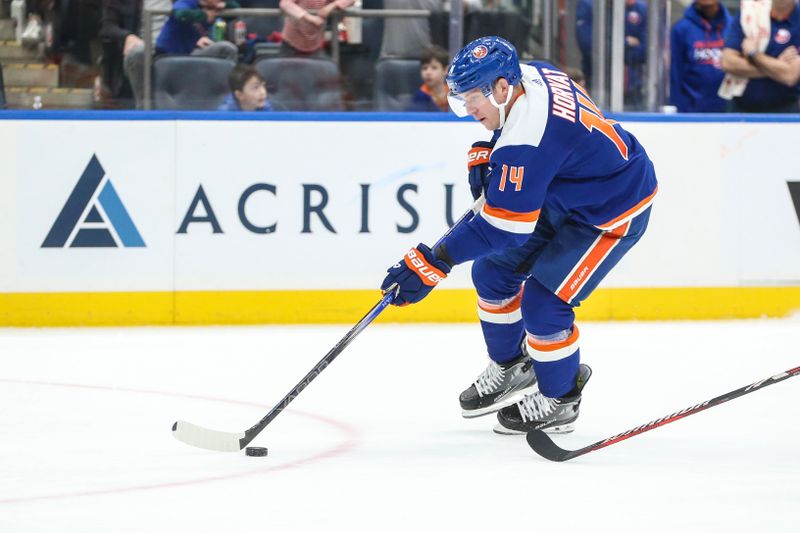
(218, 65, 273, 111)
(155, 0, 239, 59)
(670, 0, 732, 112)
(407, 45, 449, 112)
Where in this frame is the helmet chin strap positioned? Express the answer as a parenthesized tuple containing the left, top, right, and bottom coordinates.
(489, 85, 515, 129)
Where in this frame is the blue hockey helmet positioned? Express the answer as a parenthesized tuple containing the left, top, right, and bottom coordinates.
(446, 36, 522, 118)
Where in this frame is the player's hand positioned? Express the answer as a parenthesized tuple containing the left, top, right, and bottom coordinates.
(467, 141, 494, 200)
(196, 36, 213, 48)
(381, 244, 451, 306)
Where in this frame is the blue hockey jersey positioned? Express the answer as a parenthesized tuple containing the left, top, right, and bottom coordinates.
(443, 62, 658, 265)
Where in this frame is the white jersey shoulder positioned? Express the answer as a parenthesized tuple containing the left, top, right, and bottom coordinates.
(493, 63, 550, 153)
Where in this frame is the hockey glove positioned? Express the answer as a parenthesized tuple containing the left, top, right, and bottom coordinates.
(381, 243, 451, 306)
(467, 141, 494, 200)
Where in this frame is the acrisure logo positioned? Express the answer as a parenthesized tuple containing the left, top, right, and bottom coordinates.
(42, 154, 145, 248)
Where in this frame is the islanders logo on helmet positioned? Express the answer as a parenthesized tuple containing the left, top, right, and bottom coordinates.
(472, 45, 488, 59)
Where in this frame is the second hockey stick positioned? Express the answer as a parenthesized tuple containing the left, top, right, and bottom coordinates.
(172, 196, 486, 452)
(527, 365, 800, 462)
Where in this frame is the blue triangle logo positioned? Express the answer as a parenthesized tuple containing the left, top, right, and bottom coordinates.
(42, 155, 145, 248)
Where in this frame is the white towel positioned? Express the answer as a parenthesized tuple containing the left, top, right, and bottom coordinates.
(718, 0, 773, 99)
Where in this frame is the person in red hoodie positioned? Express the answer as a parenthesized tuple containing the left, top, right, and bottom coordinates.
(670, 0, 732, 112)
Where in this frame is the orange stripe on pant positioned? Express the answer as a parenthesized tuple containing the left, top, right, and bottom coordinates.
(556, 221, 630, 304)
(477, 288, 524, 324)
(526, 326, 580, 363)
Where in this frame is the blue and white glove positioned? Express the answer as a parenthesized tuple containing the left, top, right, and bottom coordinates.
(467, 141, 494, 200)
(381, 243, 452, 306)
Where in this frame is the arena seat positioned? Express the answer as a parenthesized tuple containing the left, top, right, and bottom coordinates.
(153, 57, 236, 110)
(254, 57, 344, 111)
(373, 58, 421, 111)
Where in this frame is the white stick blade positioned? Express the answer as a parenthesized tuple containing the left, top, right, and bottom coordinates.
(172, 420, 245, 452)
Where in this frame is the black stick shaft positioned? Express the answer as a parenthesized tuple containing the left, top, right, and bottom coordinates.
(238, 198, 484, 449)
(527, 365, 800, 462)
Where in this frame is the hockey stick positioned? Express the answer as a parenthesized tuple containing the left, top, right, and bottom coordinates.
(172, 196, 486, 452)
(526, 365, 800, 462)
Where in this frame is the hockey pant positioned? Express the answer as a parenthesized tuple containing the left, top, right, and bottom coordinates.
(473, 206, 652, 398)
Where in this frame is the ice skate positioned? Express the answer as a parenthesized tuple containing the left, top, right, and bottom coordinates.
(460, 353, 539, 418)
(494, 364, 592, 435)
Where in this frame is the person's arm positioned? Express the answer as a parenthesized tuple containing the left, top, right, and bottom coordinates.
(319, 0, 356, 19)
(744, 39, 800, 87)
(99, 0, 133, 43)
(625, 5, 647, 64)
(721, 47, 764, 78)
(669, 24, 690, 112)
(280, 0, 325, 26)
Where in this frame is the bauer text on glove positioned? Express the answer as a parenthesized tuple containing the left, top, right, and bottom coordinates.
(380, 244, 452, 306)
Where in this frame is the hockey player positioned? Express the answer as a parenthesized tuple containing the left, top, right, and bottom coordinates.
(381, 36, 658, 435)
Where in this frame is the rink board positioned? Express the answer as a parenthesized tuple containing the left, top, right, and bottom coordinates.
(0, 112, 799, 325)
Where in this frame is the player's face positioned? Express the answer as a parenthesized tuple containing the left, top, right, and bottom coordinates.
(460, 88, 499, 130)
(421, 60, 446, 89)
(236, 76, 268, 111)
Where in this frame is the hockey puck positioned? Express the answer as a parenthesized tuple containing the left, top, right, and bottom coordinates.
(245, 446, 268, 457)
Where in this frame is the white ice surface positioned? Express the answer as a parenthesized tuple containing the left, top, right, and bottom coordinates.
(1, 319, 799, 532)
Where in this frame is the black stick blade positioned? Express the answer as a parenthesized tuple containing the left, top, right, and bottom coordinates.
(526, 430, 577, 462)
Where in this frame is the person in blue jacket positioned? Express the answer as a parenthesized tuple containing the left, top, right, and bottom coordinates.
(218, 65, 273, 111)
(155, 0, 239, 59)
(670, 0, 732, 112)
(575, 0, 647, 108)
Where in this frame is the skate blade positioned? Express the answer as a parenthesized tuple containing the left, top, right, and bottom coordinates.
(461, 383, 541, 419)
(492, 422, 575, 435)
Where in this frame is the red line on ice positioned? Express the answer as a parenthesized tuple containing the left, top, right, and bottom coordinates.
(0, 378, 360, 504)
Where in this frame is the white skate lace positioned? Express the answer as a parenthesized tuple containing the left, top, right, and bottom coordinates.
(518, 392, 557, 423)
(474, 361, 505, 397)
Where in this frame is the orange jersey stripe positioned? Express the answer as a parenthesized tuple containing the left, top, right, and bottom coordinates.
(482, 204, 540, 223)
(556, 222, 630, 303)
(596, 187, 658, 231)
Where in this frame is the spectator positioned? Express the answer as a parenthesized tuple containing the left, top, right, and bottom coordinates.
(278, 0, 356, 57)
(575, 0, 647, 108)
(218, 65, 273, 111)
(670, 0, 732, 112)
(720, 0, 800, 113)
(380, 0, 441, 59)
(407, 45, 449, 112)
(100, 0, 171, 108)
(155, 0, 239, 59)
